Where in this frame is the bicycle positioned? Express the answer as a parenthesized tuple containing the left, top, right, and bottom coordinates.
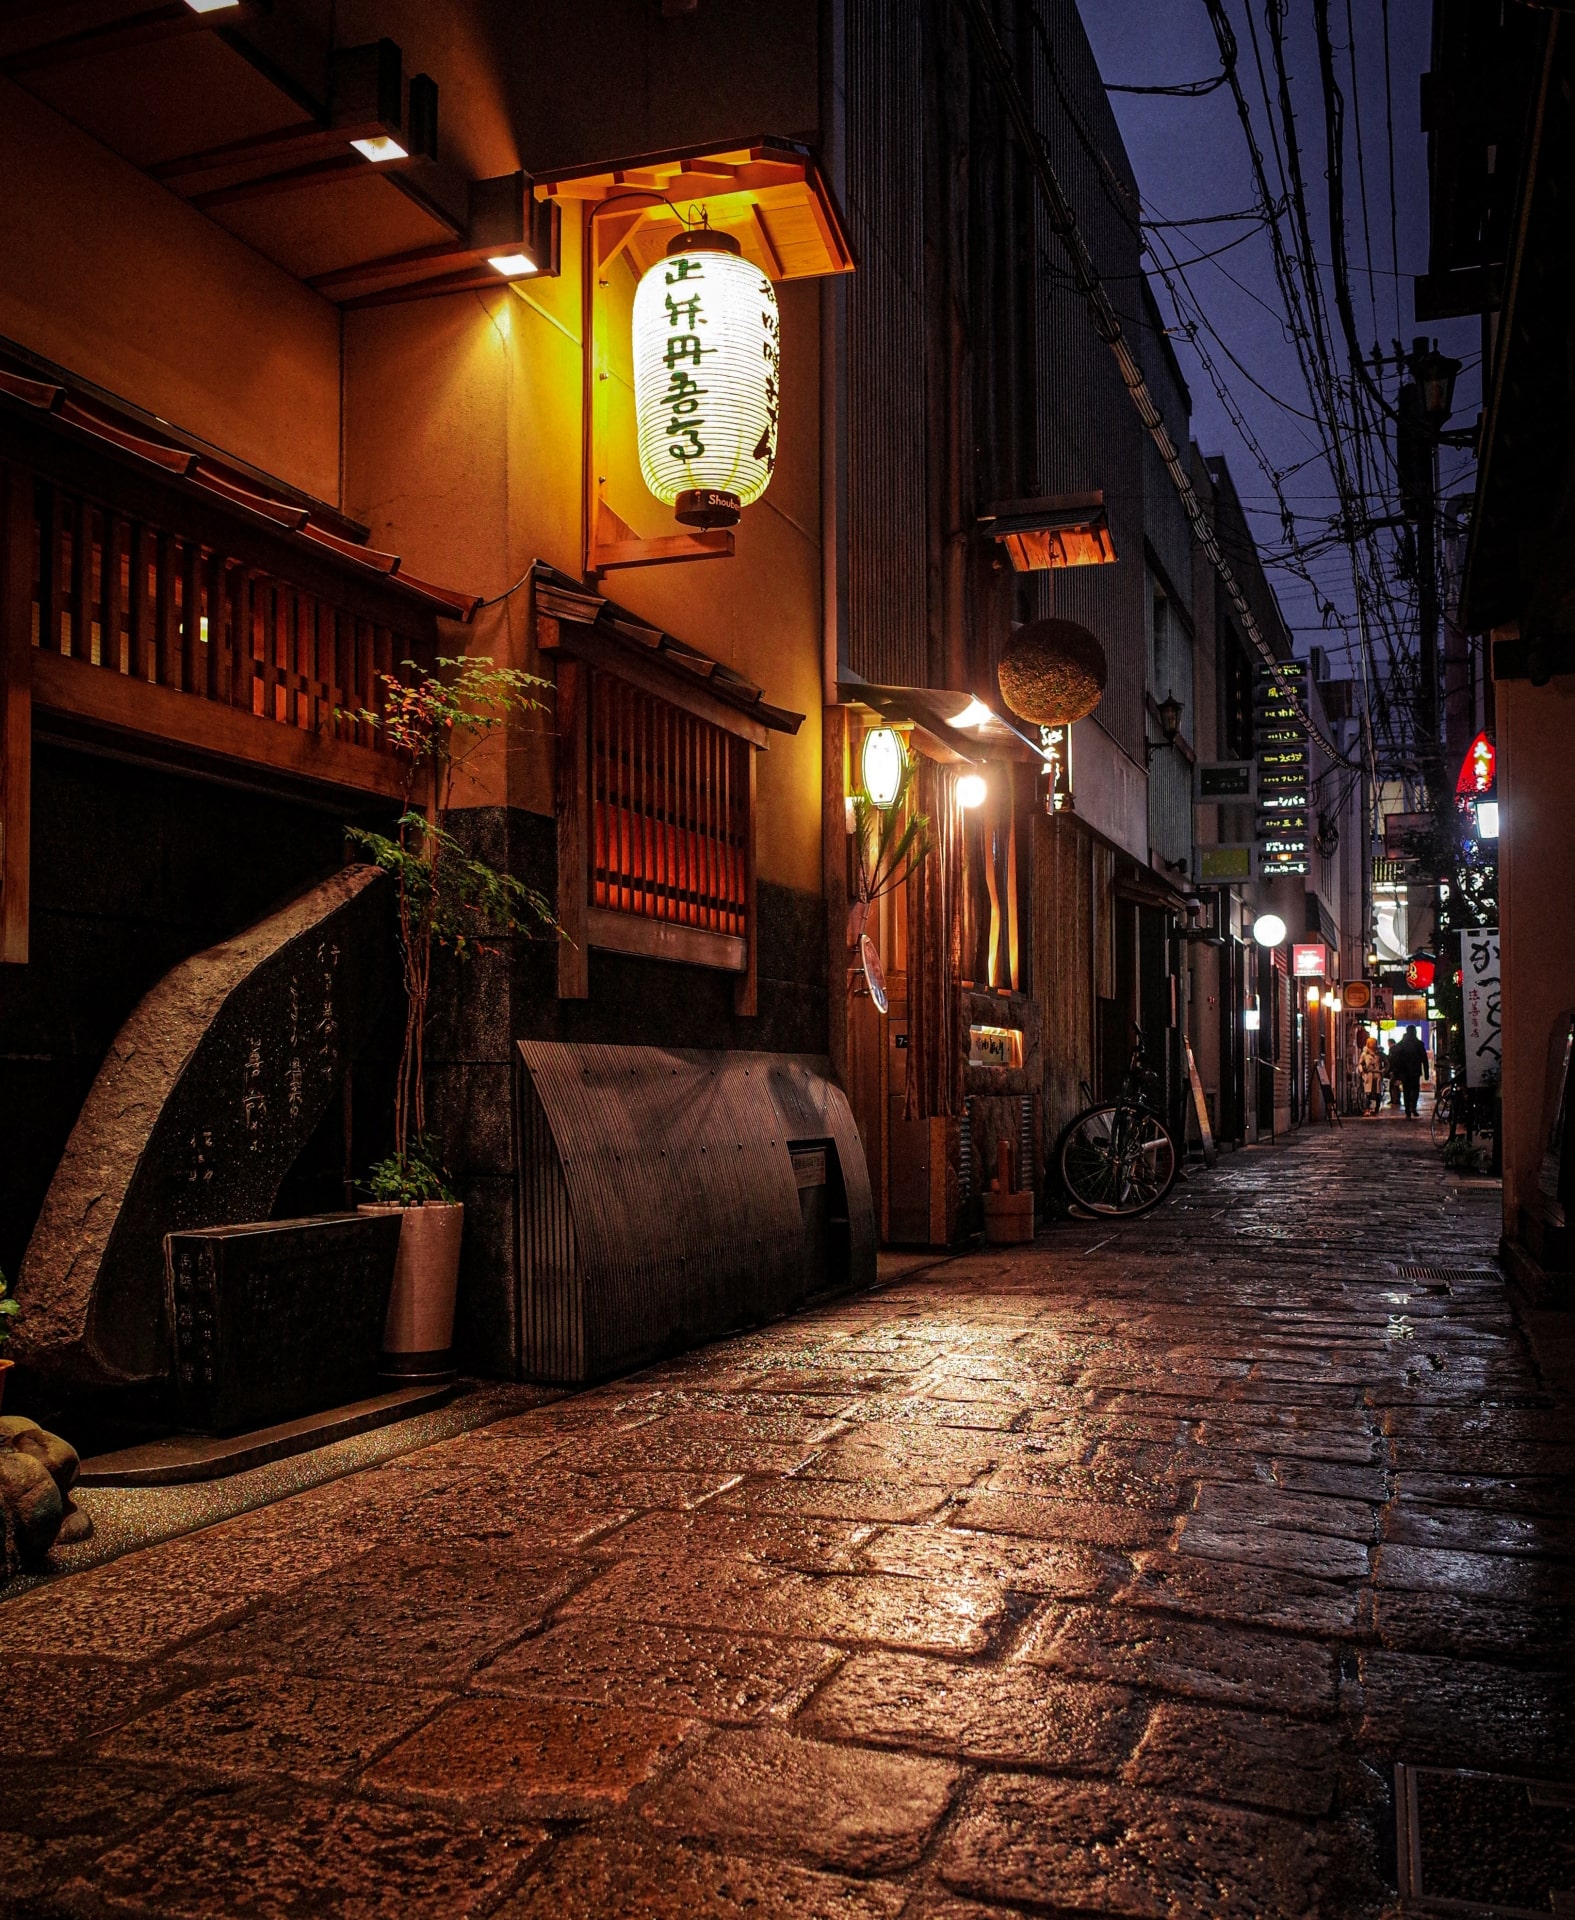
(1430, 1079, 1461, 1148)
(1053, 1026, 1179, 1218)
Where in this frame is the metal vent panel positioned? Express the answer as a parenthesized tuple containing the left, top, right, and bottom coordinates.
(514, 1044, 875, 1384)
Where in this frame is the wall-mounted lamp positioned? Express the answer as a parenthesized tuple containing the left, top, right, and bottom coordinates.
(184, 0, 240, 11)
(1475, 799, 1499, 840)
(950, 697, 995, 731)
(1307, 984, 1321, 1007)
(1252, 913, 1287, 948)
(1144, 693, 1183, 765)
(860, 726, 906, 810)
(956, 772, 988, 810)
(977, 492, 1117, 572)
(1244, 1006, 1262, 1031)
(1328, 993, 1343, 1013)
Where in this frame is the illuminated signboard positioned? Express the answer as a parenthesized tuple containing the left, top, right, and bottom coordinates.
(1198, 844, 1256, 883)
(1455, 731, 1496, 796)
(969, 1025, 1024, 1069)
(1196, 761, 1255, 801)
(1292, 942, 1330, 978)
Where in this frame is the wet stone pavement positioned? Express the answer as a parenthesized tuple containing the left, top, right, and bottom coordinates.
(3, 1118, 1572, 1919)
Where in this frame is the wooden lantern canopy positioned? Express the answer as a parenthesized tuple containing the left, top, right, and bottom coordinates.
(997, 618, 1108, 726)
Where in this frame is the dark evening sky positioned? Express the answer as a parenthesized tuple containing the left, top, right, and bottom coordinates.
(1078, 0, 1480, 682)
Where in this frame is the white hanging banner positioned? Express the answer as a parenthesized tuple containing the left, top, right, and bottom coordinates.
(1461, 927, 1502, 1089)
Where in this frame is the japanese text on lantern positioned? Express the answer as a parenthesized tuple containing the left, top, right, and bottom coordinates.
(660, 255, 712, 468)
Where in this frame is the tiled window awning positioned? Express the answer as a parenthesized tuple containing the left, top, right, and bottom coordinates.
(0, 347, 480, 623)
(533, 566, 804, 741)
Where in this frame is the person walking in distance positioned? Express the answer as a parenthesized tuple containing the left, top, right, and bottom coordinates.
(1390, 1025, 1431, 1120)
(1359, 1032, 1385, 1115)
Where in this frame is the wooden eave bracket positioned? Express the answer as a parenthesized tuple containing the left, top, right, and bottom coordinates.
(590, 497, 731, 576)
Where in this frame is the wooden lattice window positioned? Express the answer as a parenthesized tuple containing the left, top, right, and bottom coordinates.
(591, 671, 749, 936)
(555, 655, 759, 1014)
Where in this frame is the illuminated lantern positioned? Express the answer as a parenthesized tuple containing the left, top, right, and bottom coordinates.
(633, 231, 780, 530)
(1455, 731, 1496, 795)
(1406, 954, 1436, 990)
(861, 726, 905, 810)
(997, 618, 1107, 725)
(1252, 914, 1287, 948)
(956, 772, 988, 809)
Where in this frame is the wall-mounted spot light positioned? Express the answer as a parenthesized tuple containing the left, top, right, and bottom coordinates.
(1307, 983, 1321, 1007)
(184, 0, 240, 11)
(956, 772, 988, 809)
(1252, 913, 1287, 947)
(1244, 1006, 1262, 1030)
(1328, 993, 1343, 1013)
(1475, 799, 1499, 840)
(350, 134, 409, 162)
(950, 697, 995, 730)
(487, 253, 538, 279)
(860, 726, 905, 811)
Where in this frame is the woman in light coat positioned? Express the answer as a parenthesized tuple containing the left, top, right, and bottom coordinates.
(1359, 1035, 1385, 1115)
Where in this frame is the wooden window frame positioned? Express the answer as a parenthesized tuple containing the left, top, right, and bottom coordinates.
(552, 634, 760, 1016)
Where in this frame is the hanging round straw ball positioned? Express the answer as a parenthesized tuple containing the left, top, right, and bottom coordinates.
(997, 618, 1107, 725)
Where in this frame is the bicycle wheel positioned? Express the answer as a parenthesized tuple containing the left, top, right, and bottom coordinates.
(1057, 1104, 1178, 1217)
(1430, 1094, 1454, 1147)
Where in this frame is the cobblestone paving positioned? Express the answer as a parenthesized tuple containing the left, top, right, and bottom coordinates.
(4, 1118, 1572, 1918)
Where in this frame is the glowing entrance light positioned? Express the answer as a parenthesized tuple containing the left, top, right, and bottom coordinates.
(956, 772, 988, 809)
(1252, 913, 1287, 947)
(1475, 799, 1499, 840)
(949, 697, 995, 730)
(634, 231, 780, 529)
(487, 253, 537, 279)
(860, 726, 905, 810)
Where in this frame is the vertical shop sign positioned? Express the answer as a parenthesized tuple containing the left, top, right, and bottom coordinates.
(1461, 927, 1501, 1088)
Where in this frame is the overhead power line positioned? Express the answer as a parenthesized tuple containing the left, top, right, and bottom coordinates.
(959, 0, 1351, 765)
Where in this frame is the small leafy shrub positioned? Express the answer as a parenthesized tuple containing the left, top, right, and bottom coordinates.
(0, 1270, 16, 1349)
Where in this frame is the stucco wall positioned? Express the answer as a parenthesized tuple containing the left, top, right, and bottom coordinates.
(0, 78, 342, 503)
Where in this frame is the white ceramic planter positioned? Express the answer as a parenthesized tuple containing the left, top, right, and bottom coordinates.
(362, 1202, 464, 1377)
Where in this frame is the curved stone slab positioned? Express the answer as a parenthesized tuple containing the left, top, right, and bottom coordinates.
(16, 866, 391, 1391)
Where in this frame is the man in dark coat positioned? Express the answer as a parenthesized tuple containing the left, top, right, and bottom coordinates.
(1390, 1025, 1431, 1119)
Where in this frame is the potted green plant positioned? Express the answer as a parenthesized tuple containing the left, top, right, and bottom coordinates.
(346, 654, 556, 1375)
(0, 1269, 18, 1410)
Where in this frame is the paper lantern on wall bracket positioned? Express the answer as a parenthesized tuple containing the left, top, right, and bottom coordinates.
(633, 230, 781, 530)
(996, 618, 1108, 725)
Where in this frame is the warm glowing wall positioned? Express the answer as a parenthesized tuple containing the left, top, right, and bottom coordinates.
(343, 211, 824, 895)
(0, 77, 342, 502)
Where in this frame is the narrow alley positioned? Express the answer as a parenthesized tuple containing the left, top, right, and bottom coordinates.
(4, 1117, 1570, 1920)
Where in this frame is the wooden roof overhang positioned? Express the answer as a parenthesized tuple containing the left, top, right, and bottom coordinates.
(840, 683, 1049, 768)
(539, 137, 854, 284)
(0, 346, 480, 627)
(0, 6, 558, 307)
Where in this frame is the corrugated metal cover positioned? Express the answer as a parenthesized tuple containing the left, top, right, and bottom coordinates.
(514, 1044, 876, 1384)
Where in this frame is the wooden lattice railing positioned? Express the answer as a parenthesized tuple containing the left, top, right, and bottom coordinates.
(0, 450, 443, 963)
(27, 476, 411, 756)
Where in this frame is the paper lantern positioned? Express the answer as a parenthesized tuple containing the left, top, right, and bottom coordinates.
(633, 232, 780, 529)
(997, 618, 1107, 725)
